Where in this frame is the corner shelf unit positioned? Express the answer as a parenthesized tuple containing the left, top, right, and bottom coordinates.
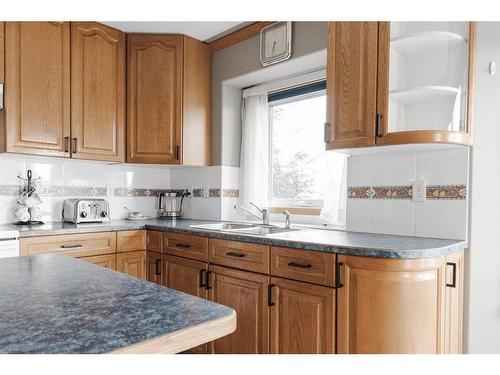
(390, 31, 467, 56)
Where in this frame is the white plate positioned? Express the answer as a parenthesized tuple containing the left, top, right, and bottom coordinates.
(126, 216, 153, 221)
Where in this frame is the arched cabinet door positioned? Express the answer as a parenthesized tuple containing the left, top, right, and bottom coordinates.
(5, 22, 71, 157)
(71, 22, 126, 162)
(126, 34, 183, 164)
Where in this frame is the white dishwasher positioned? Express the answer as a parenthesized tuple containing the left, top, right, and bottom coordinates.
(0, 230, 20, 258)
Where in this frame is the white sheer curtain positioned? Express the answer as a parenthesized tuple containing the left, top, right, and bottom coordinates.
(319, 152, 347, 226)
(238, 93, 269, 210)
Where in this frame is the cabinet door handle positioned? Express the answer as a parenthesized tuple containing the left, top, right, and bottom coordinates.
(175, 145, 180, 160)
(175, 243, 191, 248)
(287, 261, 312, 269)
(72, 138, 78, 153)
(199, 269, 207, 288)
(205, 271, 212, 290)
(335, 260, 344, 289)
(226, 251, 245, 258)
(446, 262, 457, 288)
(376, 113, 383, 137)
(268, 284, 275, 307)
(64, 136, 70, 152)
(155, 259, 161, 275)
(324, 122, 330, 143)
(60, 244, 83, 249)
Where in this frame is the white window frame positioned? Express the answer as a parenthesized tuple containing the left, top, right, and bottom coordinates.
(268, 88, 327, 210)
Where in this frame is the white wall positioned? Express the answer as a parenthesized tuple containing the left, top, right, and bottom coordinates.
(466, 21, 500, 354)
(346, 147, 469, 240)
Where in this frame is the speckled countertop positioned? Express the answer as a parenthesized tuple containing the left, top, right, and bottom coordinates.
(0, 254, 235, 354)
(0, 219, 467, 259)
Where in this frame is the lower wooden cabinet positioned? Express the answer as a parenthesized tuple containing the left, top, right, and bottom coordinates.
(270, 277, 335, 354)
(336, 254, 448, 354)
(116, 250, 146, 280)
(146, 251, 163, 285)
(444, 251, 465, 354)
(208, 265, 270, 354)
(78, 253, 116, 270)
(164, 254, 209, 354)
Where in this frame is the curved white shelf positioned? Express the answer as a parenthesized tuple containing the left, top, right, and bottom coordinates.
(389, 86, 460, 104)
(391, 31, 466, 56)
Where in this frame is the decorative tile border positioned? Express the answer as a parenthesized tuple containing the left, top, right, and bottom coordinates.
(348, 184, 467, 200)
(0, 184, 240, 199)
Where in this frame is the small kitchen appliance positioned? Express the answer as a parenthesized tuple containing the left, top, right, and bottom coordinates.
(158, 191, 190, 220)
(62, 199, 110, 224)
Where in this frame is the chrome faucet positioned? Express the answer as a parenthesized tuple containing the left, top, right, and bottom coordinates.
(237, 202, 269, 225)
(283, 210, 291, 229)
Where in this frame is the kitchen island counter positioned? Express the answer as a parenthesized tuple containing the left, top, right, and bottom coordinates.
(0, 254, 235, 354)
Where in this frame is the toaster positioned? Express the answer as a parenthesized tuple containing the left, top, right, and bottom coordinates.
(62, 199, 110, 224)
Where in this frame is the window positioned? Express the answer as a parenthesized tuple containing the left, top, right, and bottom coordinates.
(268, 81, 328, 209)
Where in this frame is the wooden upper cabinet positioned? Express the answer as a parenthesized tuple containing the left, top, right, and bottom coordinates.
(376, 22, 475, 146)
(270, 277, 335, 354)
(71, 22, 125, 162)
(4, 22, 71, 157)
(325, 22, 378, 149)
(337, 255, 447, 354)
(127, 34, 211, 165)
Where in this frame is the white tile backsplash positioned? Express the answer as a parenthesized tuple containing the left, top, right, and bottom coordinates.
(346, 146, 469, 240)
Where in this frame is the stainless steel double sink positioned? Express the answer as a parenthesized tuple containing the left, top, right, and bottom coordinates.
(189, 222, 302, 236)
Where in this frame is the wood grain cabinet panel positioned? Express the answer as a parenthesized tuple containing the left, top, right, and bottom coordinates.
(336, 255, 446, 354)
(116, 250, 146, 280)
(146, 230, 164, 253)
(325, 22, 378, 150)
(4, 22, 71, 157)
(164, 254, 209, 354)
(127, 34, 183, 164)
(78, 253, 116, 270)
(164, 232, 208, 262)
(0, 22, 4, 84)
(126, 34, 211, 165)
(209, 238, 270, 274)
(117, 230, 146, 253)
(208, 265, 270, 354)
(270, 277, 335, 354)
(146, 251, 164, 286)
(444, 250, 465, 354)
(19, 231, 116, 258)
(71, 22, 125, 162)
(270, 246, 335, 287)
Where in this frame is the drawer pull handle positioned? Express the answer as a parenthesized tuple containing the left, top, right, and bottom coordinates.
(155, 259, 161, 275)
(60, 244, 83, 249)
(175, 243, 191, 248)
(226, 251, 245, 258)
(288, 261, 311, 269)
(268, 284, 275, 307)
(446, 262, 457, 288)
(199, 269, 207, 288)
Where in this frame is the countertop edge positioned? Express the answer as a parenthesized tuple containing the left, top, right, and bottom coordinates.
(13, 221, 468, 259)
(109, 310, 237, 354)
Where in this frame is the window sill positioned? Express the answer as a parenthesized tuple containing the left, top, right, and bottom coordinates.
(268, 206, 321, 216)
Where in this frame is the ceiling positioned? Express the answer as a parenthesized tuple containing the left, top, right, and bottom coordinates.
(101, 22, 250, 42)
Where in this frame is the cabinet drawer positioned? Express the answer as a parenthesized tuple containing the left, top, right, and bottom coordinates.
(146, 230, 164, 253)
(164, 232, 208, 261)
(209, 239, 270, 274)
(270, 247, 335, 287)
(117, 230, 146, 253)
(20, 232, 116, 258)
